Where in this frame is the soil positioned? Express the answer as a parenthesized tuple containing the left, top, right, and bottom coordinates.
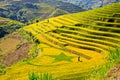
(0, 31, 33, 67)
(105, 62, 120, 80)
(2, 43, 32, 67)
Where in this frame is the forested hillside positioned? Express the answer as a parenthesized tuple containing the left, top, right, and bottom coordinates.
(0, 0, 85, 23)
(0, 17, 23, 38)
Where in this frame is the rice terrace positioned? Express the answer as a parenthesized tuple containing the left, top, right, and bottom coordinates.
(0, 1, 120, 80)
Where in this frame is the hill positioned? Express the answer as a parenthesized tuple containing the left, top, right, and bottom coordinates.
(0, 17, 23, 38)
(0, 0, 84, 23)
(0, 31, 32, 66)
(0, 2, 120, 80)
(0, 17, 26, 67)
(60, 0, 120, 9)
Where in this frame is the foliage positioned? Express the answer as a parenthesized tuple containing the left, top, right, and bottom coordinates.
(0, 2, 120, 80)
(0, 0, 79, 23)
(28, 44, 38, 58)
(0, 64, 6, 75)
(19, 29, 34, 42)
(29, 72, 54, 80)
(0, 20, 23, 38)
(89, 47, 120, 79)
(74, 23, 83, 26)
(19, 29, 40, 58)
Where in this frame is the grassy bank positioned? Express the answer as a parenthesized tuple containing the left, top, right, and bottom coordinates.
(88, 47, 120, 80)
(29, 72, 54, 80)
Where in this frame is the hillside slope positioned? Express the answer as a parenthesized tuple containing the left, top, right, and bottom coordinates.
(60, 0, 120, 9)
(0, 0, 84, 23)
(0, 2, 120, 80)
(0, 17, 23, 38)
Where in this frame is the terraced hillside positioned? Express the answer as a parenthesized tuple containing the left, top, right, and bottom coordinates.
(0, 2, 120, 80)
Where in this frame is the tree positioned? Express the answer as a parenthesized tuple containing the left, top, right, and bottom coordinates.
(100, 0, 104, 7)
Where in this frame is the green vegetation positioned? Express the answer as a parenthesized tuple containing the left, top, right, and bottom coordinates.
(0, 64, 5, 75)
(29, 72, 54, 80)
(19, 29, 34, 42)
(0, 2, 120, 80)
(19, 29, 40, 58)
(28, 44, 38, 58)
(89, 47, 120, 79)
(46, 52, 75, 63)
(0, 0, 77, 23)
(0, 18, 23, 38)
(23, 2, 120, 80)
(0, 2, 56, 23)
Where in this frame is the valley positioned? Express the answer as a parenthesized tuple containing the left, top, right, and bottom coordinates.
(0, 0, 85, 23)
(0, 2, 120, 80)
(0, 1, 120, 80)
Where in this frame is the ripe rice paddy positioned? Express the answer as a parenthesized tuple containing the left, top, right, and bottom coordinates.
(0, 2, 120, 80)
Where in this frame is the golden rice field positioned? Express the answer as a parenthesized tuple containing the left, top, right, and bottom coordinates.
(0, 2, 120, 80)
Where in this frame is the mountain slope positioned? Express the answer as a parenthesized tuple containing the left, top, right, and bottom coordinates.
(0, 2, 120, 80)
(60, 0, 120, 9)
(0, 17, 23, 38)
(0, 0, 85, 23)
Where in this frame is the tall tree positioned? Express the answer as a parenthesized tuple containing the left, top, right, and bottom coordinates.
(100, 0, 104, 7)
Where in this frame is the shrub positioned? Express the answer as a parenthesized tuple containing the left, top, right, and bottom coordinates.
(33, 38, 40, 44)
(75, 23, 83, 26)
(89, 47, 120, 79)
(28, 44, 38, 58)
(19, 29, 34, 42)
(0, 64, 6, 75)
(29, 72, 54, 80)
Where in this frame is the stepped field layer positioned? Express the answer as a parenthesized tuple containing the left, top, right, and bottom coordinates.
(0, 2, 120, 80)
